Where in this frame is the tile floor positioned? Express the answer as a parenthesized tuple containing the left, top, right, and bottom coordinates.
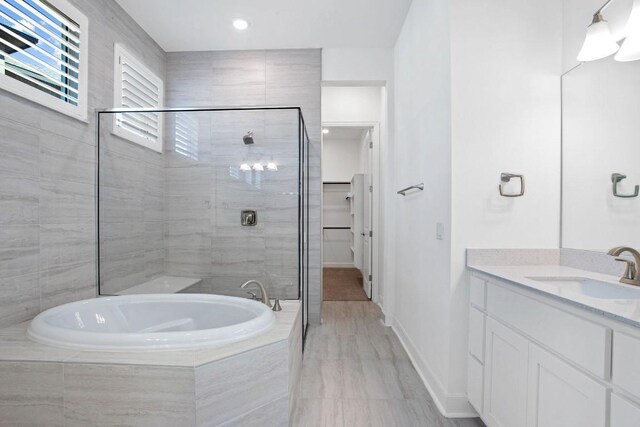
(323, 268, 369, 301)
(292, 301, 485, 426)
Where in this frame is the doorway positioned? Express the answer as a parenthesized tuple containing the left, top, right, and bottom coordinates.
(321, 125, 376, 301)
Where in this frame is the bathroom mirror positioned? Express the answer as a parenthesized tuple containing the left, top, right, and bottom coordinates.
(561, 56, 640, 251)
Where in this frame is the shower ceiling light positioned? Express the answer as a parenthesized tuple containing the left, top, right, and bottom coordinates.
(267, 162, 278, 171)
(577, 7, 620, 62)
(233, 19, 249, 31)
(252, 163, 264, 171)
(616, 0, 640, 61)
(240, 163, 251, 171)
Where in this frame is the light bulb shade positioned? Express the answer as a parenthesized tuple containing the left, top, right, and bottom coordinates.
(616, 34, 640, 61)
(252, 163, 264, 171)
(266, 162, 278, 171)
(577, 18, 620, 62)
(615, 0, 640, 61)
(623, 0, 640, 38)
(240, 163, 251, 171)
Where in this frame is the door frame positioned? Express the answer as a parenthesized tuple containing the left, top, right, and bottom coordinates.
(321, 121, 381, 304)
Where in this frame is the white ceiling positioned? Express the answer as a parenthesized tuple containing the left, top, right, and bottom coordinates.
(115, 0, 412, 52)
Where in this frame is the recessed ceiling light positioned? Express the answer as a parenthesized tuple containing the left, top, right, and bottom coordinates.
(322, 128, 330, 134)
(233, 19, 249, 31)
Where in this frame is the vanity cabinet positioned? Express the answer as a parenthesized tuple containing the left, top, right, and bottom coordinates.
(611, 394, 640, 427)
(526, 344, 606, 427)
(468, 273, 640, 427)
(483, 318, 528, 427)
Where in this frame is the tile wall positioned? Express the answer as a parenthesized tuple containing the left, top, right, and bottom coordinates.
(0, 0, 166, 327)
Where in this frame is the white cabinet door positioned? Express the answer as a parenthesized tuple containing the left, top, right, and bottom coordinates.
(611, 393, 640, 427)
(468, 355, 484, 415)
(484, 318, 529, 427)
(526, 344, 607, 427)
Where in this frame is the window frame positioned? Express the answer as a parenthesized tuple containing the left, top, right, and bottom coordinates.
(0, 0, 89, 121)
(112, 42, 164, 153)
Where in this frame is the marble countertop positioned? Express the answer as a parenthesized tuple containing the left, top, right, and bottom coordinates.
(0, 300, 301, 368)
(468, 264, 640, 328)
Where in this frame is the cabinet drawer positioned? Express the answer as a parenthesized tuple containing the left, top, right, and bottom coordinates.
(467, 355, 483, 415)
(487, 283, 610, 378)
(611, 393, 640, 427)
(469, 307, 485, 362)
(612, 332, 640, 399)
(470, 275, 486, 309)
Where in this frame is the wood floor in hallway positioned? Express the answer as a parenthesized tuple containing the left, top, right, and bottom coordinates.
(292, 301, 485, 427)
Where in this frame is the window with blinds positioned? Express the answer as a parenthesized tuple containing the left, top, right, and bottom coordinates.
(113, 43, 164, 153)
(174, 113, 198, 160)
(0, 0, 88, 120)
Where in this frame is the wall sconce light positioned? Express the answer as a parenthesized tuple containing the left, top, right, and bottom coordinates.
(266, 162, 278, 171)
(577, 0, 619, 62)
(615, 0, 640, 61)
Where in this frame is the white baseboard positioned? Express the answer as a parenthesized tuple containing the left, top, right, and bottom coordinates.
(391, 319, 478, 418)
(322, 262, 355, 268)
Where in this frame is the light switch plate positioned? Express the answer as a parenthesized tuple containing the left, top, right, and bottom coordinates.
(436, 222, 444, 240)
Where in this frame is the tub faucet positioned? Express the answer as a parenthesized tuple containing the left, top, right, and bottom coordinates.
(608, 247, 640, 286)
(240, 280, 271, 307)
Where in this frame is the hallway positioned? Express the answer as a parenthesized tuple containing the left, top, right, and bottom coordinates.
(292, 301, 484, 426)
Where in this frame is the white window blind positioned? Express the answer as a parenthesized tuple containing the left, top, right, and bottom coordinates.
(113, 43, 163, 153)
(174, 113, 198, 160)
(0, 0, 88, 120)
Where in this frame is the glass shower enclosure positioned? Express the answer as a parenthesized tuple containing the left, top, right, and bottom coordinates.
(96, 106, 310, 331)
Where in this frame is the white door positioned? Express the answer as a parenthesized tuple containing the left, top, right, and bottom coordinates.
(484, 318, 529, 427)
(362, 136, 373, 299)
(362, 173, 371, 299)
(526, 344, 607, 427)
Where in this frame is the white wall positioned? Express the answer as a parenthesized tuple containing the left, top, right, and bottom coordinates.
(391, 0, 563, 417)
(322, 137, 364, 182)
(322, 86, 383, 123)
(322, 48, 393, 84)
(449, 0, 562, 408)
(392, 0, 455, 414)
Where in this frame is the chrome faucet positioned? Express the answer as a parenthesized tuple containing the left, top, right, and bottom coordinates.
(608, 247, 640, 286)
(240, 280, 271, 307)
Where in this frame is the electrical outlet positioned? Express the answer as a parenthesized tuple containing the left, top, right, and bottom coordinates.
(436, 222, 444, 240)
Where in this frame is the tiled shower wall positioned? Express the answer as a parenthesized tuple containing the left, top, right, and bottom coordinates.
(98, 127, 166, 295)
(162, 109, 302, 300)
(0, 0, 165, 328)
(165, 50, 322, 320)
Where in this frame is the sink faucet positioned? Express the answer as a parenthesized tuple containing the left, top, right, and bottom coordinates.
(240, 280, 271, 307)
(608, 247, 640, 286)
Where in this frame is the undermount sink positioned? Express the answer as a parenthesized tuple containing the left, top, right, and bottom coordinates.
(526, 276, 640, 300)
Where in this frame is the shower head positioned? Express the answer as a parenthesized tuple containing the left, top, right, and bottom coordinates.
(243, 131, 254, 145)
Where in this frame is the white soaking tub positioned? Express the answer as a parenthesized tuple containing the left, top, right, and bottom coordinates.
(27, 294, 275, 351)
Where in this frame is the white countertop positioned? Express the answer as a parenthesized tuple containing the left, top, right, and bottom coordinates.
(468, 264, 640, 327)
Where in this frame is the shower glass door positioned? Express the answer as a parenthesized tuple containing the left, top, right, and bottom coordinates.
(97, 107, 309, 329)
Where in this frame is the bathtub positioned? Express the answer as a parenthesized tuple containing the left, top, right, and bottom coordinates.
(27, 294, 275, 351)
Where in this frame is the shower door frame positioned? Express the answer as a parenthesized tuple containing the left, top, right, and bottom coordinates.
(95, 106, 310, 338)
